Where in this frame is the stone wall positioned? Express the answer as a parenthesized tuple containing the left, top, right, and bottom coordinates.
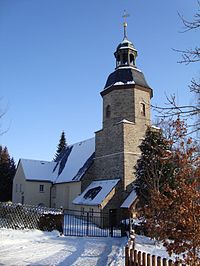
(95, 123, 124, 181)
(102, 86, 135, 128)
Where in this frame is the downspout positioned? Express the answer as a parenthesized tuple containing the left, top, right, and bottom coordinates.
(49, 183, 53, 208)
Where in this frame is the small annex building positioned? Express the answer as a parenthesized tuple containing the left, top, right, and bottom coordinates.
(12, 22, 153, 223)
(13, 138, 95, 210)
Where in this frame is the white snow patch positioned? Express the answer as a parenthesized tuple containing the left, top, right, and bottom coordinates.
(117, 119, 135, 125)
(117, 66, 142, 72)
(113, 80, 135, 86)
(135, 235, 175, 261)
(151, 125, 161, 130)
(121, 190, 137, 208)
(113, 81, 124, 85)
(127, 81, 135, 84)
(0, 228, 126, 266)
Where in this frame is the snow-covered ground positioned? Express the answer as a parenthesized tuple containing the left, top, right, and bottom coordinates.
(0, 228, 126, 266)
(0, 228, 174, 266)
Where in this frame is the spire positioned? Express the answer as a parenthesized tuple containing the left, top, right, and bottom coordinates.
(114, 11, 138, 69)
(122, 10, 129, 39)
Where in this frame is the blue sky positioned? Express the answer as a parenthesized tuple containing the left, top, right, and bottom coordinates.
(0, 0, 198, 163)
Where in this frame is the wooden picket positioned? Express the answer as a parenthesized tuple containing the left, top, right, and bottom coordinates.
(125, 244, 185, 266)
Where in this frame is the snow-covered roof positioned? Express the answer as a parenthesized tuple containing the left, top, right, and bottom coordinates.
(20, 159, 57, 182)
(120, 189, 137, 208)
(55, 138, 95, 183)
(19, 137, 95, 184)
(73, 179, 120, 206)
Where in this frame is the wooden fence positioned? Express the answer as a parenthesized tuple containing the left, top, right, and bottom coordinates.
(125, 231, 185, 266)
(125, 246, 185, 266)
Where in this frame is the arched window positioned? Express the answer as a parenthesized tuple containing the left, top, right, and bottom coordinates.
(140, 103, 146, 116)
(122, 53, 128, 65)
(106, 105, 111, 118)
(130, 54, 135, 65)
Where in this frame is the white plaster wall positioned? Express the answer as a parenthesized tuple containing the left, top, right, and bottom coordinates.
(12, 161, 51, 206)
(53, 182, 81, 210)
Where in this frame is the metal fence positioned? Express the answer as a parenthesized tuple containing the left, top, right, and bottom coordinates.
(63, 209, 122, 237)
(0, 202, 63, 232)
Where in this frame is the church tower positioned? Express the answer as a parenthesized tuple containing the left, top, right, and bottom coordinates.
(94, 19, 153, 198)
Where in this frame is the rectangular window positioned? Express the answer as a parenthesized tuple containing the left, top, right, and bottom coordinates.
(20, 184, 22, 192)
(39, 185, 44, 192)
(16, 184, 18, 193)
(140, 103, 146, 116)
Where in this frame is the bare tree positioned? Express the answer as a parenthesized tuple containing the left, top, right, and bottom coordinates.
(153, 1, 200, 136)
(0, 99, 8, 136)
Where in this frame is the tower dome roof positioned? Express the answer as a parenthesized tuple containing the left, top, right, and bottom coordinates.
(116, 37, 136, 51)
(104, 67, 151, 90)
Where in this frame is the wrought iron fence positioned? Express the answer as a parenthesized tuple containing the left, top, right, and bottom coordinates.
(63, 209, 122, 237)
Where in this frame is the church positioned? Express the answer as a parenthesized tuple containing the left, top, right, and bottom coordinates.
(12, 20, 153, 222)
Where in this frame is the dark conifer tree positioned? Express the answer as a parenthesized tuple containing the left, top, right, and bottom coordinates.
(134, 127, 175, 207)
(54, 131, 67, 161)
(0, 146, 16, 201)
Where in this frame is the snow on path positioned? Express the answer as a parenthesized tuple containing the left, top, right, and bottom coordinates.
(0, 229, 126, 266)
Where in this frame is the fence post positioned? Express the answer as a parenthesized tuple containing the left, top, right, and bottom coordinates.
(134, 250, 138, 266)
(163, 258, 167, 266)
(138, 251, 142, 265)
(147, 253, 151, 266)
(142, 252, 146, 266)
(152, 255, 156, 266)
(130, 248, 134, 265)
(157, 256, 161, 266)
(86, 211, 89, 236)
(168, 260, 174, 266)
(125, 244, 130, 266)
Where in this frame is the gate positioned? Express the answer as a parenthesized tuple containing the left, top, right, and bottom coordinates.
(63, 209, 122, 237)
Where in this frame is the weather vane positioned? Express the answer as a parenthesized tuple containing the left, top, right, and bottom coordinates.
(122, 10, 130, 39)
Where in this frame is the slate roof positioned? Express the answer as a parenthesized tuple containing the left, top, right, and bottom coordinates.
(73, 179, 120, 206)
(19, 137, 95, 184)
(104, 67, 151, 90)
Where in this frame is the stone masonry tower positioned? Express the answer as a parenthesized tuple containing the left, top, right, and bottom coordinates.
(94, 20, 153, 200)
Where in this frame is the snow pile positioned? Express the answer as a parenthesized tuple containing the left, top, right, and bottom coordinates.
(135, 234, 175, 261)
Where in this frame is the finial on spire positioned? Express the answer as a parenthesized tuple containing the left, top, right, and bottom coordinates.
(122, 10, 130, 39)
